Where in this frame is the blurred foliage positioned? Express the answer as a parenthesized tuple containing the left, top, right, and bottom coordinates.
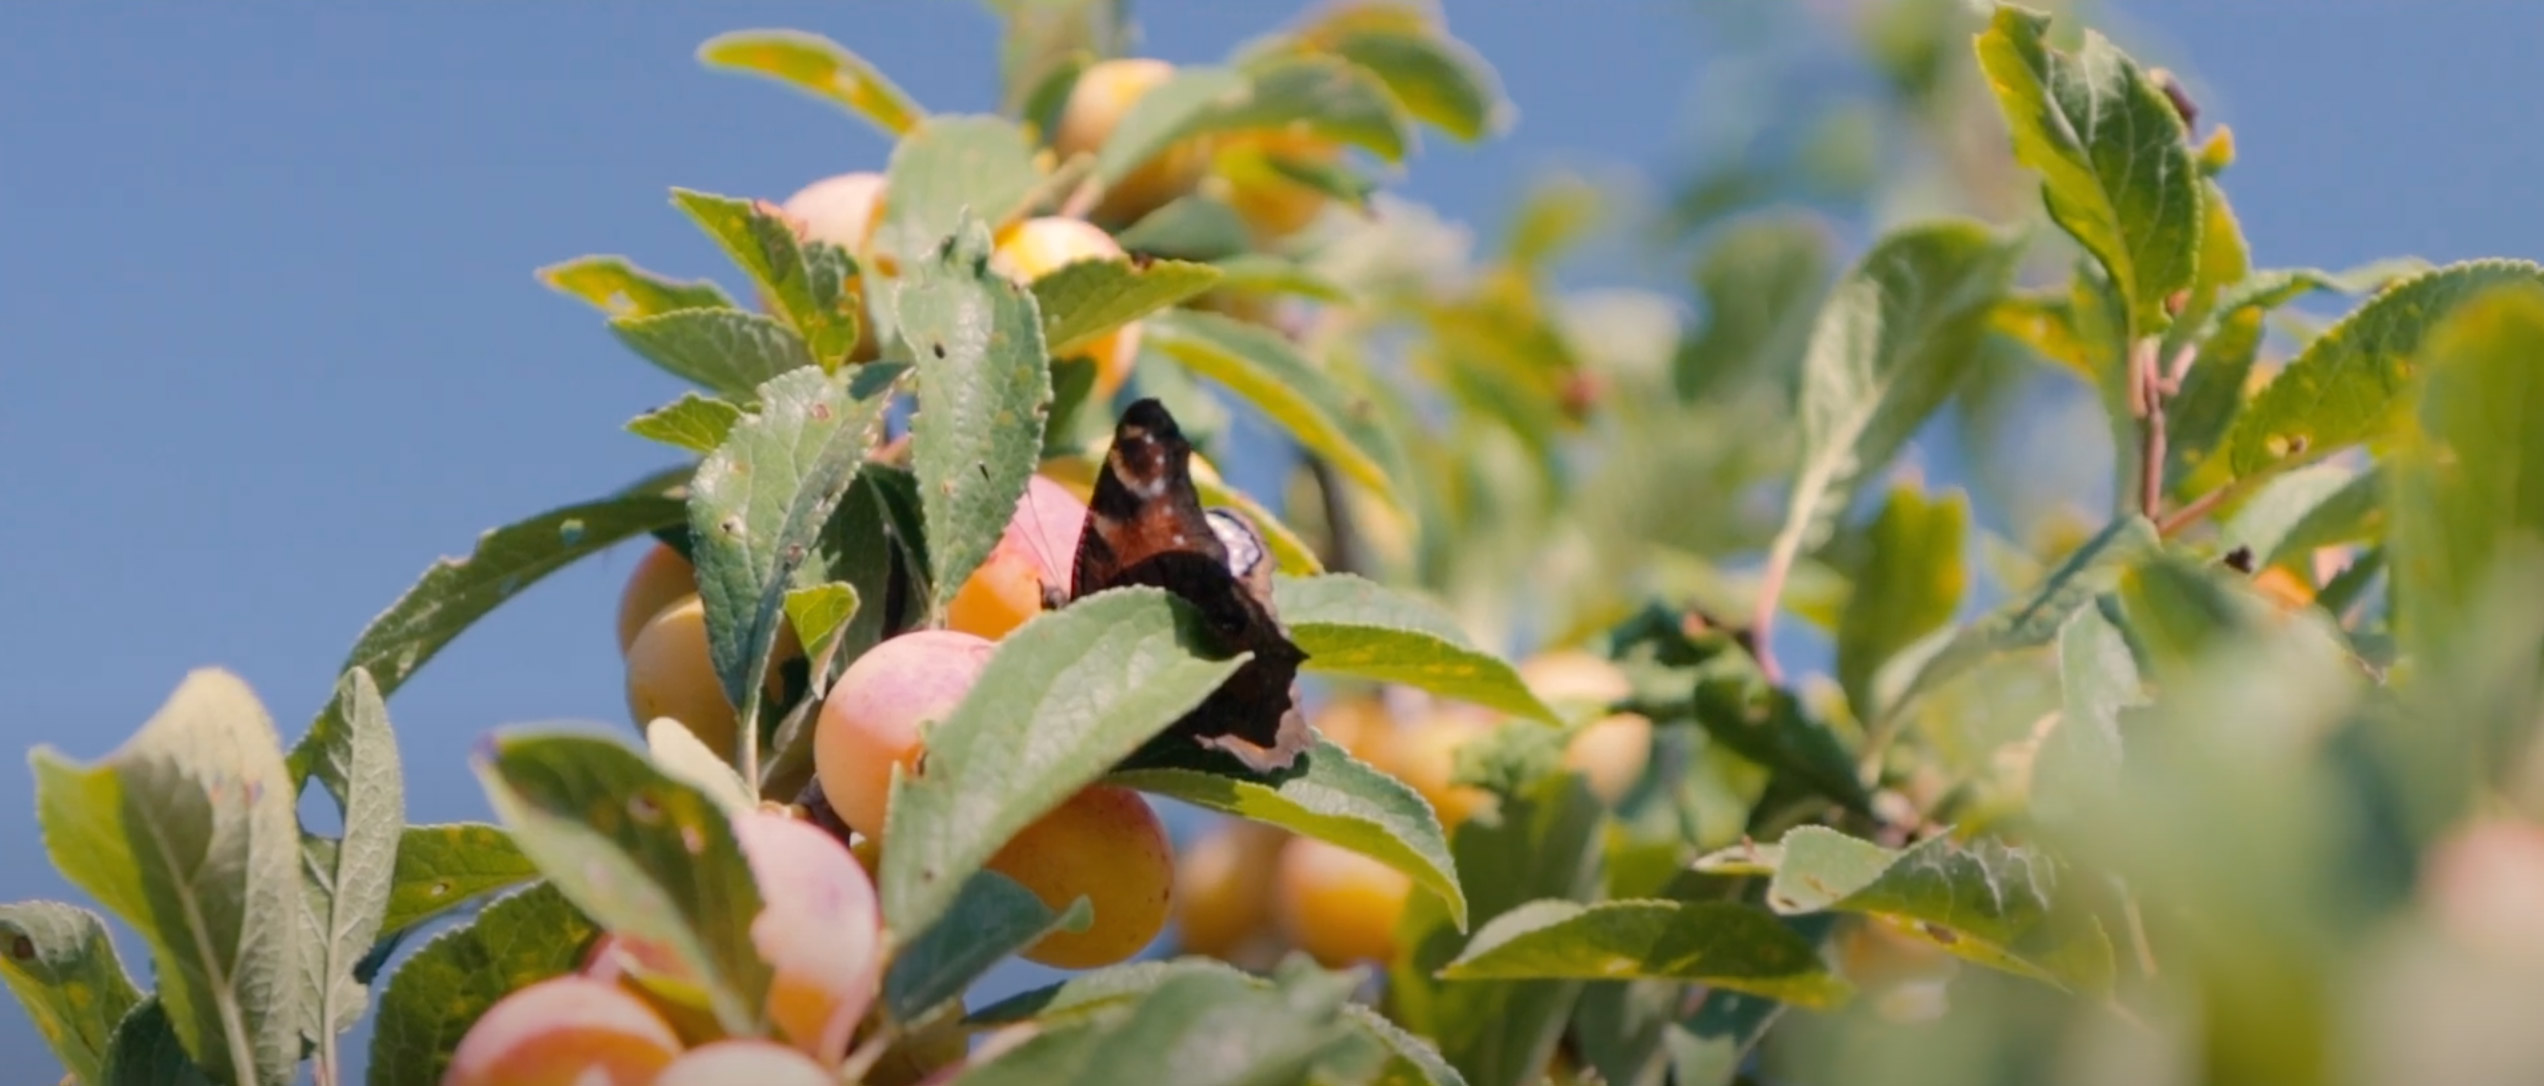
(13, 1, 2544, 1085)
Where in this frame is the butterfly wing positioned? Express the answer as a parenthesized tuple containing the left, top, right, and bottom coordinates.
(1069, 399, 1312, 772)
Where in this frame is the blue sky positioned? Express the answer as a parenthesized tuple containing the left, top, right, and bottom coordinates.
(4, 1, 2542, 1074)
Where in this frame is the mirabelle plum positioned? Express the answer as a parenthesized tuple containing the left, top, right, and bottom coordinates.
(783, 172, 887, 257)
(947, 476, 1089, 640)
(624, 597, 805, 762)
(625, 597, 739, 761)
(1055, 58, 1208, 225)
(782, 172, 890, 354)
(444, 975, 682, 1086)
(2253, 565, 2316, 613)
(1273, 836, 1411, 967)
(1213, 128, 1342, 240)
(813, 629, 998, 838)
(1562, 713, 1654, 806)
(1309, 694, 1393, 764)
(2424, 817, 2544, 953)
(1517, 650, 1632, 716)
(1374, 714, 1496, 829)
(615, 542, 696, 655)
(655, 1039, 837, 1086)
(991, 217, 1144, 398)
(578, 934, 723, 1048)
(731, 810, 886, 1063)
(985, 785, 1175, 969)
(1834, 915, 1960, 1024)
(1173, 820, 1287, 959)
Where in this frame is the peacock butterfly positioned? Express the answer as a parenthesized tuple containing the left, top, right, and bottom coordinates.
(1046, 398, 1313, 773)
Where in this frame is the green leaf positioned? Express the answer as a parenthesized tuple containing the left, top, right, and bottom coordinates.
(1221, 55, 1415, 161)
(103, 999, 214, 1086)
(378, 824, 538, 935)
(627, 392, 744, 453)
(1033, 257, 1224, 358)
(1113, 737, 1466, 928)
(1439, 899, 1848, 1008)
(670, 189, 861, 367)
(0, 901, 142, 1084)
(698, 30, 924, 136)
(2222, 464, 2383, 570)
(538, 255, 733, 317)
(688, 367, 891, 745)
(883, 870, 1087, 1022)
(2118, 556, 2276, 683)
(366, 883, 598, 1086)
(2164, 306, 2262, 487)
(473, 734, 769, 1034)
(1691, 659, 1873, 815)
(877, 115, 1043, 268)
(1322, 27, 1508, 142)
(612, 308, 816, 403)
(1207, 254, 1350, 303)
(1147, 309, 1408, 511)
(1393, 775, 1605, 1086)
(2225, 260, 2543, 478)
(953, 963, 1361, 1086)
(1834, 486, 1970, 722)
(293, 669, 404, 1042)
(1665, 990, 1785, 1086)
(32, 669, 303, 1086)
(1885, 514, 2159, 729)
(881, 588, 1244, 939)
(966, 957, 1249, 1024)
(1093, 66, 1249, 186)
(2390, 281, 2544, 771)
(893, 218, 1054, 618)
(645, 718, 755, 816)
(1974, 5, 2198, 332)
(2035, 603, 2139, 826)
(2195, 258, 2434, 343)
(967, 957, 1466, 1084)
(1766, 826, 2114, 992)
(1273, 574, 1555, 724)
(1673, 213, 1834, 402)
(1757, 221, 2020, 621)
(781, 581, 860, 666)
(337, 469, 688, 701)
(2161, 180, 2250, 359)
(1117, 195, 1253, 261)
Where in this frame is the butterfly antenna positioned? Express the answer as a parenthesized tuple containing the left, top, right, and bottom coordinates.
(990, 463, 1071, 606)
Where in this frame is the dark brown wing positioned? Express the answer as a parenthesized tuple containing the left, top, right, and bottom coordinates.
(1071, 398, 1228, 602)
(1068, 398, 1312, 772)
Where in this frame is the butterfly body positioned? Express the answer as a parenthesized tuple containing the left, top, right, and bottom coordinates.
(1061, 398, 1312, 773)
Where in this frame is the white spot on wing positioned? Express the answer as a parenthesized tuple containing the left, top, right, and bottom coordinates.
(1206, 509, 1266, 577)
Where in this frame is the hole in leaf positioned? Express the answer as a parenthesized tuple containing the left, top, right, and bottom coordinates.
(628, 791, 664, 825)
(298, 775, 344, 837)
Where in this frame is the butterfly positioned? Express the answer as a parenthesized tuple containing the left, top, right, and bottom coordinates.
(1046, 398, 1313, 774)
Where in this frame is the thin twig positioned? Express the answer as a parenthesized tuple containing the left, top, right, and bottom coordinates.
(1748, 544, 1794, 685)
(2156, 477, 2244, 538)
(2131, 337, 2168, 521)
(1306, 456, 1361, 576)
